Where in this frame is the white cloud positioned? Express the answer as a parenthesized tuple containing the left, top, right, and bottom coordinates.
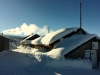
(2, 23, 54, 36)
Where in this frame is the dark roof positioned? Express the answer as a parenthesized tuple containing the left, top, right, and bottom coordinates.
(0, 35, 9, 39)
(23, 34, 40, 40)
(23, 35, 31, 39)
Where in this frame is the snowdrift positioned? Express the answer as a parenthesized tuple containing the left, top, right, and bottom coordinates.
(22, 47, 92, 71)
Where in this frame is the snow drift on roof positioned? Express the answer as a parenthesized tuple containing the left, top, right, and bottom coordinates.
(31, 37, 43, 45)
(41, 27, 79, 45)
(55, 34, 100, 56)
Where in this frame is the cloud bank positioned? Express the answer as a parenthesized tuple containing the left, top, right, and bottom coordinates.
(2, 23, 54, 36)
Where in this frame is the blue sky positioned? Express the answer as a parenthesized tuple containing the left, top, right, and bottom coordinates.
(0, 0, 100, 36)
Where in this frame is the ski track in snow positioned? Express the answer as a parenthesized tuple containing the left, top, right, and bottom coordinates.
(0, 48, 100, 75)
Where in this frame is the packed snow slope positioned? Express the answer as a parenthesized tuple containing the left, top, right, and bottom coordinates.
(0, 46, 100, 75)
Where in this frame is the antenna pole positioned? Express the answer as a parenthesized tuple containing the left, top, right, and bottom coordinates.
(48, 27, 49, 33)
(80, 1, 82, 29)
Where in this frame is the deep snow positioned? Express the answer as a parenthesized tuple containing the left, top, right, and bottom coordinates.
(0, 45, 100, 75)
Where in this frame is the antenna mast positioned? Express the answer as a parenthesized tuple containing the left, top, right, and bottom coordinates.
(48, 27, 49, 33)
(80, 1, 82, 29)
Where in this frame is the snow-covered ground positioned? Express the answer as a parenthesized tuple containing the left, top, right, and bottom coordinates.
(0, 45, 100, 75)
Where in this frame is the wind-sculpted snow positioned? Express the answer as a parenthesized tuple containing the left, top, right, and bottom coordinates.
(23, 47, 64, 71)
(0, 46, 100, 75)
(25, 47, 92, 70)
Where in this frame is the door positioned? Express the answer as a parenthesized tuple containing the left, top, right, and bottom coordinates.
(91, 50, 98, 68)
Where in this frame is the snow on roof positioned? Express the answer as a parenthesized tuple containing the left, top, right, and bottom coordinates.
(41, 27, 79, 45)
(20, 34, 40, 43)
(21, 34, 33, 42)
(31, 37, 43, 45)
(55, 34, 100, 56)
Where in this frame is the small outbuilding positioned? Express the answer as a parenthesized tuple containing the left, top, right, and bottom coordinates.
(31, 36, 51, 51)
(20, 34, 40, 47)
(0, 35, 9, 52)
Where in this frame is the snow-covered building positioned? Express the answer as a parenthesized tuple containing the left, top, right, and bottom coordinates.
(30, 27, 100, 60)
(55, 34, 100, 59)
(31, 36, 51, 51)
(41, 27, 88, 49)
(20, 34, 40, 47)
(0, 35, 9, 52)
(30, 27, 89, 50)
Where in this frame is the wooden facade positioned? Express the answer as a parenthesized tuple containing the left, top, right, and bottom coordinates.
(0, 35, 9, 52)
(64, 37, 100, 60)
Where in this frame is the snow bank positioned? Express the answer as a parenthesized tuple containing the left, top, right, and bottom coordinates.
(27, 48, 64, 62)
(24, 47, 92, 70)
(21, 47, 64, 71)
(47, 48, 64, 59)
